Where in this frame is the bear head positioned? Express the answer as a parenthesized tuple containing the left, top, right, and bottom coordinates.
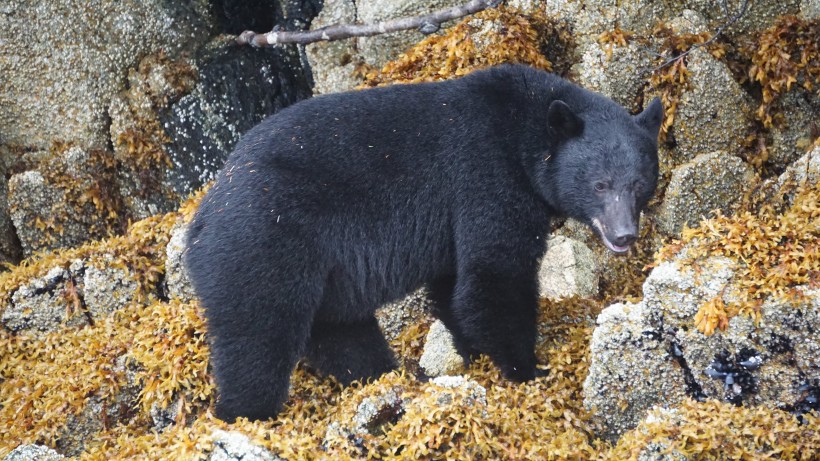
(539, 97, 663, 253)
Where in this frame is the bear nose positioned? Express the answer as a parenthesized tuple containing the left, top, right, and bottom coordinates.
(611, 233, 637, 247)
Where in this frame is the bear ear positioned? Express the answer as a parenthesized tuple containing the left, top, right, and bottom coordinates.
(635, 97, 664, 135)
(547, 100, 584, 139)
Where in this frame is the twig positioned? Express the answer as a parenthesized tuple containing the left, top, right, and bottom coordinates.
(236, 0, 504, 47)
(649, 0, 749, 73)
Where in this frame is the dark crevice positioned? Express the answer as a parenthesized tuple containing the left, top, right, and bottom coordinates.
(666, 330, 707, 401)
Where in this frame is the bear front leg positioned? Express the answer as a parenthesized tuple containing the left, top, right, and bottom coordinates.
(450, 269, 540, 382)
(305, 317, 397, 385)
(428, 276, 480, 362)
(207, 316, 312, 422)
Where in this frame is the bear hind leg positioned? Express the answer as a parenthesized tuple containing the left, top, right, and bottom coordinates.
(205, 286, 321, 422)
(305, 317, 397, 385)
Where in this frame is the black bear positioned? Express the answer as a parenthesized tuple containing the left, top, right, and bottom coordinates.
(185, 64, 662, 422)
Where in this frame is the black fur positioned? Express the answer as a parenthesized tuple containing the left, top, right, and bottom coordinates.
(184, 64, 662, 422)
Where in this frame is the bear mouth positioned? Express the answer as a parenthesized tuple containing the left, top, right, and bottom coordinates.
(591, 218, 631, 254)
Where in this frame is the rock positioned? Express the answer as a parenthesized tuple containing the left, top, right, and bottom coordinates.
(304, 0, 361, 95)
(504, 0, 543, 12)
(351, 388, 406, 435)
(0, 168, 21, 266)
(209, 430, 281, 461)
(7, 146, 125, 256)
(81, 260, 139, 320)
(634, 409, 690, 461)
(677, 0, 799, 37)
(8, 171, 83, 257)
(375, 287, 432, 341)
(583, 300, 690, 441)
(803, 0, 820, 18)
(768, 90, 820, 170)
(56, 356, 141, 456)
(3, 445, 64, 461)
(2, 266, 88, 336)
(654, 49, 753, 167)
(428, 375, 487, 409)
(538, 236, 598, 300)
(755, 146, 819, 209)
(583, 252, 820, 440)
(306, 0, 464, 94)
(544, 0, 670, 43)
(150, 397, 181, 432)
(2, 256, 144, 335)
(324, 386, 406, 445)
(657, 152, 756, 237)
(0, 0, 213, 151)
(574, 42, 650, 111)
(419, 320, 465, 377)
(356, 0, 464, 68)
(165, 221, 196, 302)
(666, 9, 710, 34)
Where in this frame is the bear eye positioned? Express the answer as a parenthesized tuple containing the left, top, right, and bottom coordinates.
(594, 181, 608, 192)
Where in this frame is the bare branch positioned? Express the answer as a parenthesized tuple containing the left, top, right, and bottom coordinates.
(236, 0, 503, 47)
(648, 0, 749, 73)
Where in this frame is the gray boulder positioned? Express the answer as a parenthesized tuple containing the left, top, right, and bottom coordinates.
(306, 0, 464, 95)
(2, 258, 142, 336)
(209, 430, 281, 461)
(543, 0, 670, 43)
(81, 259, 139, 320)
(2, 266, 89, 336)
(803, 0, 820, 18)
(165, 220, 196, 302)
(3, 445, 63, 461)
(419, 320, 465, 377)
(538, 235, 598, 300)
(677, 0, 799, 37)
(584, 253, 820, 440)
(0, 0, 213, 151)
(7, 150, 113, 256)
(324, 386, 406, 446)
(356, 0, 463, 68)
(375, 287, 433, 341)
(574, 41, 651, 111)
(755, 146, 819, 209)
(653, 49, 753, 167)
(657, 151, 756, 237)
(304, 0, 362, 95)
(768, 90, 820, 170)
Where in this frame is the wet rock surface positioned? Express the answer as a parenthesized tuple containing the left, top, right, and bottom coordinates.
(161, 37, 312, 198)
